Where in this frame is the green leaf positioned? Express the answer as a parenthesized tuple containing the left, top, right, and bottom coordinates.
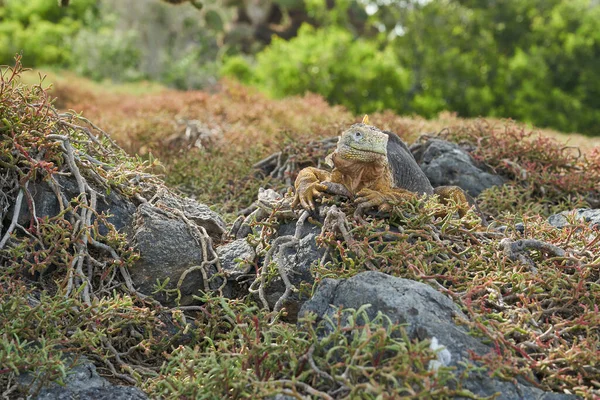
(204, 9, 223, 31)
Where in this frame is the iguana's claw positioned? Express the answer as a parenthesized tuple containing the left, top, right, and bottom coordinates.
(354, 188, 393, 212)
(293, 181, 328, 211)
(322, 182, 353, 199)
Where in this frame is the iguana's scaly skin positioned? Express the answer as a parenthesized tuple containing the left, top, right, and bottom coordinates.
(293, 117, 470, 217)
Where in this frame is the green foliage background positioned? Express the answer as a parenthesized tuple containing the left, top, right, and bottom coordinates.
(1, 0, 600, 135)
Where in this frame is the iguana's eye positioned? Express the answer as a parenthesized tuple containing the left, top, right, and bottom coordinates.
(353, 131, 362, 140)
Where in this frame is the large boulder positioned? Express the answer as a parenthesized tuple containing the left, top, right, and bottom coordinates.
(128, 199, 227, 306)
(411, 138, 506, 197)
(154, 194, 227, 241)
(300, 272, 578, 400)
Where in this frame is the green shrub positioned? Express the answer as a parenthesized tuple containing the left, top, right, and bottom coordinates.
(226, 0, 600, 135)
(160, 51, 220, 90)
(145, 299, 466, 399)
(1, 0, 95, 23)
(220, 55, 255, 85)
(0, 0, 97, 67)
(223, 24, 411, 115)
(70, 23, 144, 82)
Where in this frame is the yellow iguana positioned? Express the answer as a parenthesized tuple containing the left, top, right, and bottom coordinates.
(292, 115, 473, 218)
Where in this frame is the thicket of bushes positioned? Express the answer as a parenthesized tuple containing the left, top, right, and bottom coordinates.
(0, 0, 220, 89)
(224, 0, 600, 135)
(2, 0, 600, 135)
(223, 25, 411, 115)
(0, 0, 96, 66)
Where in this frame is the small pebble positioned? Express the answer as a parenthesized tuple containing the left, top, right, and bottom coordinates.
(515, 222, 525, 234)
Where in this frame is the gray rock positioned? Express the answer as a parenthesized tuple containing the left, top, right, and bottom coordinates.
(411, 139, 506, 197)
(155, 193, 226, 242)
(18, 357, 148, 400)
(65, 386, 148, 400)
(217, 238, 257, 298)
(217, 238, 256, 280)
(12, 175, 136, 236)
(262, 220, 325, 321)
(299, 272, 578, 400)
(128, 202, 223, 306)
(548, 208, 600, 229)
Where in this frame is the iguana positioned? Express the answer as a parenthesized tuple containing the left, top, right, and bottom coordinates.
(292, 115, 473, 218)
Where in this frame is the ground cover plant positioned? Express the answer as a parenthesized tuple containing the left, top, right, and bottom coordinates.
(2, 59, 600, 398)
(309, 196, 600, 396)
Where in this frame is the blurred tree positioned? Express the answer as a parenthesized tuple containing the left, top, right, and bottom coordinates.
(150, 0, 312, 52)
(381, 1, 500, 117)
(287, 0, 600, 134)
(9, 0, 600, 134)
(0, 0, 98, 66)
(223, 24, 410, 113)
(70, 0, 222, 88)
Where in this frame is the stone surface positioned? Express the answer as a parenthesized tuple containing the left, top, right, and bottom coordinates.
(155, 193, 227, 241)
(13, 175, 136, 236)
(18, 357, 148, 400)
(261, 219, 325, 321)
(411, 138, 506, 197)
(548, 208, 600, 229)
(217, 238, 257, 298)
(299, 272, 578, 400)
(269, 395, 296, 400)
(217, 238, 256, 280)
(128, 202, 223, 306)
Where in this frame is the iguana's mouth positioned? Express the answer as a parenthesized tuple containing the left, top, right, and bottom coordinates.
(349, 145, 386, 155)
(337, 144, 387, 163)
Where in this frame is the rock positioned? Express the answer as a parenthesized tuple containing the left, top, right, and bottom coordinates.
(548, 208, 600, 229)
(261, 219, 325, 321)
(218, 238, 256, 280)
(12, 175, 136, 236)
(411, 138, 506, 197)
(155, 193, 226, 242)
(299, 272, 578, 400)
(128, 202, 224, 306)
(17, 356, 148, 400)
(217, 238, 257, 298)
(61, 386, 148, 400)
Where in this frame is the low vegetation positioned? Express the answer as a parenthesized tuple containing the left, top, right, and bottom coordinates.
(1, 59, 600, 398)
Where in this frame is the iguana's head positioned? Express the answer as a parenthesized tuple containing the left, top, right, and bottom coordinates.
(334, 115, 389, 163)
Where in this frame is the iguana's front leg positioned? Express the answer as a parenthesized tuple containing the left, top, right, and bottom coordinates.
(292, 167, 332, 211)
(354, 186, 417, 213)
